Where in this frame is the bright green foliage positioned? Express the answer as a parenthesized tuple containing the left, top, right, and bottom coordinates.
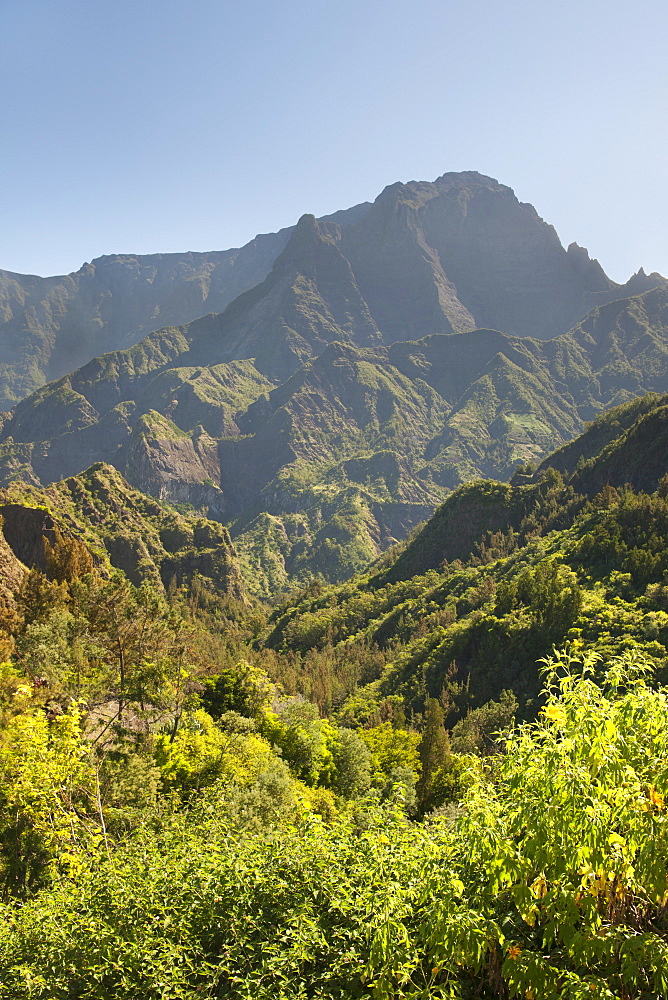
(261, 702, 337, 787)
(0, 703, 95, 897)
(496, 557, 582, 632)
(1, 647, 668, 997)
(2, 390, 668, 994)
(0, 663, 44, 728)
(154, 709, 272, 795)
(201, 660, 276, 719)
(360, 722, 421, 786)
(0, 797, 441, 999)
(328, 727, 372, 797)
(450, 689, 518, 754)
(70, 571, 190, 717)
(265, 470, 668, 725)
(416, 646, 668, 999)
(425, 751, 479, 811)
(97, 750, 161, 829)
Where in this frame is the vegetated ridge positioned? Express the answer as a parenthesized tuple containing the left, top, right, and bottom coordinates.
(0, 462, 246, 603)
(0, 201, 371, 409)
(0, 392, 667, 997)
(262, 392, 668, 723)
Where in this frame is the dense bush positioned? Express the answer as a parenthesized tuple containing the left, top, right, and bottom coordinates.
(0, 648, 666, 997)
(2, 458, 668, 995)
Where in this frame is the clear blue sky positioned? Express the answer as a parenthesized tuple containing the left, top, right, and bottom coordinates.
(2, 0, 666, 282)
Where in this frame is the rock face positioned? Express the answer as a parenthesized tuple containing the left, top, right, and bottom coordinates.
(122, 414, 225, 515)
(2, 171, 663, 411)
(335, 172, 613, 342)
(0, 503, 61, 572)
(0, 463, 247, 602)
(1, 170, 666, 595)
(0, 204, 368, 409)
(0, 512, 26, 625)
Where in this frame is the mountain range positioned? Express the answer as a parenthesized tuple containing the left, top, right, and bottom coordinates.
(3, 175, 668, 1000)
(4, 390, 668, 724)
(2, 171, 666, 596)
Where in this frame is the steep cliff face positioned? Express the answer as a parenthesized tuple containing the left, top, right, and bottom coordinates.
(0, 464, 247, 601)
(0, 503, 62, 571)
(181, 214, 385, 381)
(2, 171, 664, 411)
(122, 413, 225, 514)
(0, 513, 26, 628)
(0, 204, 370, 409)
(335, 171, 662, 343)
(0, 236, 281, 409)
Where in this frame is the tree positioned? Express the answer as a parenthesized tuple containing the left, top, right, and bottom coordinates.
(359, 721, 421, 787)
(71, 572, 186, 723)
(43, 526, 94, 583)
(329, 727, 372, 797)
(450, 689, 517, 755)
(416, 697, 451, 811)
(201, 660, 275, 720)
(0, 703, 96, 897)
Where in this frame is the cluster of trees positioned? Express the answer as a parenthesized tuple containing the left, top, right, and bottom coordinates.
(263, 476, 668, 726)
(0, 646, 667, 998)
(0, 526, 480, 908)
(1, 457, 668, 994)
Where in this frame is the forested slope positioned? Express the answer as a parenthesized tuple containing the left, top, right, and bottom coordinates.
(263, 394, 668, 723)
(0, 395, 667, 996)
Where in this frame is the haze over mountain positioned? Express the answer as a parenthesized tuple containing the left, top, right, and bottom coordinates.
(2, 172, 662, 411)
(1, 171, 666, 595)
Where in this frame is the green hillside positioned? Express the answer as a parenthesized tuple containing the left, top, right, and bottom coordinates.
(262, 394, 668, 724)
(0, 394, 667, 997)
(0, 462, 246, 600)
(3, 285, 668, 597)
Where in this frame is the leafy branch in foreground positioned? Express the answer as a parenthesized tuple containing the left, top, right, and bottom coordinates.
(0, 645, 667, 998)
(413, 645, 668, 999)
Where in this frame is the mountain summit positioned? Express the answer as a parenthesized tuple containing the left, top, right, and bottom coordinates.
(1, 171, 663, 409)
(1, 171, 666, 594)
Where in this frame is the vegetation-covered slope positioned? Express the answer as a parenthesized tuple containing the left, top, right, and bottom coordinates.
(4, 171, 668, 997)
(0, 395, 667, 997)
(1, 173, 666, 597)
(3, 280, 668, 597)
(0, 203, 370, 409)
(0, 232, 290, 409)
(262, 394, 668, 724)
(0, 462, 246, 600)
(3, 648, 668, 999)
